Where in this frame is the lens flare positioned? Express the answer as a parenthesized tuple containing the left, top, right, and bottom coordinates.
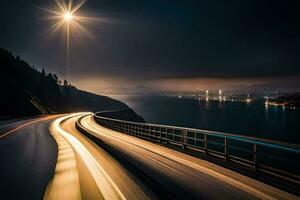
(41, 0, 99, 79)
(40, 0, 112, 80)
(42, 0, 111, 48)
(42, 0, 89, 37)
(64, 12, 73, 21)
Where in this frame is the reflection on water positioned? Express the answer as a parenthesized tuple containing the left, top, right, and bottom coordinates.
(111, 95, 300, 144)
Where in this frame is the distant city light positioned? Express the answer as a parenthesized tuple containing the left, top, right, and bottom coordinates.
(205, 90, 209, 101)
(246, 98, 252, 103)
(218, 89, 222, 101)
(245, 94, 252, 103)
(265, 101, 269, 109)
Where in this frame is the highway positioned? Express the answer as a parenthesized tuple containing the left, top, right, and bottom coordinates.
(50, 113, 299, 200)
(0, 113, 299, 200)
(0, 115, 60, 200)
(44, 114, 152, 200)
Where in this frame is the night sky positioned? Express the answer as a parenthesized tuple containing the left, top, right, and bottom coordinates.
(1, 0, 300, 93)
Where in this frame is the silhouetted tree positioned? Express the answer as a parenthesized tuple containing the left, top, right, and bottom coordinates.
(0, 47, 129, 117)
(41, 68, 46, 77)
(53, 74, 59, 83)
(63, 80, 68, 86)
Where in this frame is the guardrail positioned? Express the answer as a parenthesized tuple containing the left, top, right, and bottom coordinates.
(93, 113, 300, 185)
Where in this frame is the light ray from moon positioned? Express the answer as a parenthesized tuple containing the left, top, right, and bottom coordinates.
(41, 0, 102, 79)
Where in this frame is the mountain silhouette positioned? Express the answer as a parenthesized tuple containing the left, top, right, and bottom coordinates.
(0, 48, 130, 119)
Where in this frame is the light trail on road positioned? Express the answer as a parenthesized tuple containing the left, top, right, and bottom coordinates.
(44, 114, 82, 200)
(38, 113, 299, 200)
(45, 113, 124, 200)
(0, 116, 57, 139)
(46, 113, 151, 200)
(78, 114, 299, 200)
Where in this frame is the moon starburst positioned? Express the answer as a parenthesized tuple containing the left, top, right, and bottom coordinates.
(41, 0, 99, 79)
(42, 0, 96, 41)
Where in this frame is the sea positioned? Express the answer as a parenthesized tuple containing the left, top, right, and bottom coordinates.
(110, 95, 300, 144)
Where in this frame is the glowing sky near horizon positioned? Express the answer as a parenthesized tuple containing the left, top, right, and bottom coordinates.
(0, 0, 300, 93)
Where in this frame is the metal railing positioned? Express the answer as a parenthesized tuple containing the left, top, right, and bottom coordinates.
(93, 113, 300, 184)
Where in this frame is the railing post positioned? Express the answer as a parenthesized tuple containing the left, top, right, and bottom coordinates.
(204, 134, 208, 155)
(166, 129, 169, 144)
(172, 129, 175, 142)
(139, 124, 141, 137)
(159, 127, 162, 143)
(182, 129, 186, 150)
(130, 124, 132, 135)
(148, 126, 151, 140)
(146, 126, 149, 139)
(253, 143, 257, 171)
(224, 138, 228, 161)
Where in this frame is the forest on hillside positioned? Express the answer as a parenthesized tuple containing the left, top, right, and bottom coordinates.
(0, 48, 129, 119)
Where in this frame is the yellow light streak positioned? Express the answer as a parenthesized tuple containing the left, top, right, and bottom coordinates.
(0, 116, 58, 139)
(46, 113, 126, 200)
(44, 114, 82, 200)
(80, 115, 297, 200)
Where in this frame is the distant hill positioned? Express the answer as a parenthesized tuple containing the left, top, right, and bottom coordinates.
(102, 84, 155, 95)
(95, 109, 145, 123)
(0, 48, 130, 119)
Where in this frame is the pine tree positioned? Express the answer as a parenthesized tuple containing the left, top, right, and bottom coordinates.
(53, 74, 59, 83)
(41, 68, 46, 77)
(63, 80, 68, 86)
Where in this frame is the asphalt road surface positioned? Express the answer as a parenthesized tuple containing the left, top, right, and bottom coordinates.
(0, 116, 60, 200)
(0, 113, 299, 200)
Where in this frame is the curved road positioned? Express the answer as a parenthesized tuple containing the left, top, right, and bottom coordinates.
(0, 113, 299, 200)
(77, 114, 299, 200)
(0, 116, 60, 200)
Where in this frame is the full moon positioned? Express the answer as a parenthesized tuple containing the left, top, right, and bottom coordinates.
(64, 12, 73, 21)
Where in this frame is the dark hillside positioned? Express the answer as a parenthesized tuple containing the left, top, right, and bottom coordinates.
(0, 48, 129, 118)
